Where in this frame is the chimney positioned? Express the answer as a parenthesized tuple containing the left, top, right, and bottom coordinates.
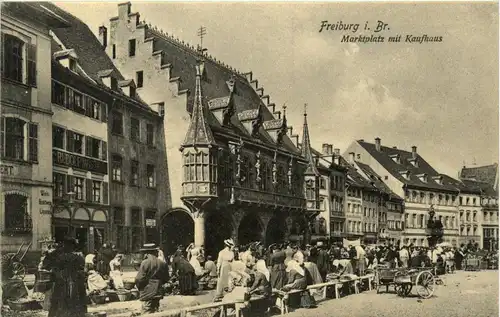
(327, 144, 333, 156)
(99, 25, 107, 48)
(349, 152, 355, 164)
(334, 148, 340, 156)
(118, 2, 132, 20)
(375, 137, 381, 151)
(322, 143, 329, 156)
(411, 146, 417, 159)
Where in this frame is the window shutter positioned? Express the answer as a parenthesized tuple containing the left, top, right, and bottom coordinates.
(103, 182, 109, 205)
(101, 141, 107, 161)
(66, 175, 74, 196)
(86, 179, 93, 202)
(0, 116, 4, 156)
(101, 103, 108, 123)
(28, 123, 38, 162)
(85, 136, 92, 157)
(27, 43, 37, 86)
(66, 131, 74, 152)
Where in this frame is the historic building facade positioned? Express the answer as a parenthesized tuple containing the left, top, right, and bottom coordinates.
(47, 3, 170, 252)
(345, 138, 461, 247)
(0, 3, 69, 252)
(460, 164, 499, 250)
(105, 2, 315, 256)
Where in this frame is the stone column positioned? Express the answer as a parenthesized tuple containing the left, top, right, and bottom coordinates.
(193, 212, 205, 248)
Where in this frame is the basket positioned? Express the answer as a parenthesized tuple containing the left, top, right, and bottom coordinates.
(7, 299, 40, 311)
(130, 289, 140, 299)
(90, 294, 107, 305)
(123, 281, 136, 290)
(116, 290, 131, 302)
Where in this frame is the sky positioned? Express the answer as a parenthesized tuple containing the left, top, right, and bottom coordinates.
(54, 1, 499, 178)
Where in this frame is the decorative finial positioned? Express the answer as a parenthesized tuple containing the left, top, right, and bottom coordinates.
(282, 104, 287, 117)
(304, 103, 308, 117)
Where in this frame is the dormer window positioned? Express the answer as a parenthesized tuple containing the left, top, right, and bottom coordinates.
(432, 175, 443, 185)
(399, 170, 410, 180)
(111, 77, 118, 90)
(390, 154, 401, 164)
(417, 173, 428, 183)
(69, 59, 77, 72)
(409, 158, 419, 167)
(118, 79, 136, 97)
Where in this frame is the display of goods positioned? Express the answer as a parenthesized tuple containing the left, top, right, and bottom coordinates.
(116, 292, 130, 302)
(7, 299, 41, 311)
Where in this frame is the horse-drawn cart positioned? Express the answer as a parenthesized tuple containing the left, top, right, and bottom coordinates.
(393, 268, 436, 299)
(1, 242, 32, 280)
(374, 267, 406, 294)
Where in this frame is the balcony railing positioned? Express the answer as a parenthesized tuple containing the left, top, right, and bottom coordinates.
(229, 186, 306, 209)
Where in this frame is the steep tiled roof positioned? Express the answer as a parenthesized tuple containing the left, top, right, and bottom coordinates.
(356, 162, 403, 200)
(145, 28, 300, 155)
(357, 140, 459, 192)
(338, 156, 374, 190)
(460, 164, 498, 188)
(461, 179, 498, 197)
(41, 2, 125, 84)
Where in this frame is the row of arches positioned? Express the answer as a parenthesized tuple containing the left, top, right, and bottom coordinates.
(160, 208, 302, 257)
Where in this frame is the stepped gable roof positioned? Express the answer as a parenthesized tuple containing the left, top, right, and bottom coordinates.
(338, 156, 374, 190)
(459, 164, 498, 188)
(145, 28, 300, 155)
(42, 2, 125, 84)
(357, 140, 459, 192)
(356, 162, 403, 200)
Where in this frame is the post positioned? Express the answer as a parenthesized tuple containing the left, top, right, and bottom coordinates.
(193, 212, 205, 247)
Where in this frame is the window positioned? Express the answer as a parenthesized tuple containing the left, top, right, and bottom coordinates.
(459, 197, 463, 205)
(420, 214, 425, 228)
(112, 44, 116, 59)
(2, 34, 23, 83)
(136, 71, 143, 88)
(320, 178, 326, 190)
(92, 181, 101, 203)
(53, 173, 66, 198)
(128, 39, 136, 57)
(146, 124, 154, 146)
(85, 136, 101, 159)
(3, 117, 25, 160)
(112, 155, 122, 182)
(53, 126, 65, 149)
(85, 97, 101, 120)
(146, 164, 156, 188)
(111, 111, 123, 135)
(473, 198, 476, 206)
(28, 123, 38, 162)
(69, 59, 77, 72)
(52, 81, 65, 106)
(131, 160, 139, 186)
(67, 131, 83, 154)
(111, 77, 118, 90)
(130, 117, 140, 141)
(4, 194, 31, 233)
(131, 208, 142, 250)
(73, 177, 84, 200)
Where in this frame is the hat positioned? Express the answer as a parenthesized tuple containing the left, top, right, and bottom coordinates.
(62, 236, 77, 246)
(224, 239, 235, 248)
(140, 243, 160, 252)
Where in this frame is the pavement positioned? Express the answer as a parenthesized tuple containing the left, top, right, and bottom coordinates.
(17, 270, 499, 317)
(286, 270, 499, 317)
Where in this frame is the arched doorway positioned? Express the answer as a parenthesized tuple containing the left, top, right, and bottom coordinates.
(161, 209, 194, 257)
(205, 210, 233, 258)
(238, 212, 263, 247)
(265, 214, 286, 247)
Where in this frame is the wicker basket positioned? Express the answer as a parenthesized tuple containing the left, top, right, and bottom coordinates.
(130, 289, 140, 299)
(116, 291, 130, 302)
(123, 281, 135, 290)
(90, 294, 107, 305)
(7, 299, 40, 311)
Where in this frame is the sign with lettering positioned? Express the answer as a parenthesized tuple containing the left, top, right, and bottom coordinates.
(40, 209, 52, 215)
(53, 149, 107, 174)
(145, 219, 156, 227)
(0, 165, 15, 176)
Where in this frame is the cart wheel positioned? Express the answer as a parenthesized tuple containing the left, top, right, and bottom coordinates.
(395, 283, 412, 297)
(11, 262, 25, 278)
(415, 271, 435, 299)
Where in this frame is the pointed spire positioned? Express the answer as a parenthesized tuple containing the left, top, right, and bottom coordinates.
(181, 61, 215, 149)
(301, 103, 318, 175)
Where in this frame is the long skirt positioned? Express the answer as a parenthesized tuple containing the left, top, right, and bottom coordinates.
(270, 264, 287, 290)
(215, 262, 232, 298)
(178, 272, 197, 295)
(357, 256, 366, 276)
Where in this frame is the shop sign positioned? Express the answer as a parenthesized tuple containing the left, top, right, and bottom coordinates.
(39, 189, 52, 206)
(145, 219, 156, 227)
(40, 209, 52, 215)
(53, 149, 107, 174)
(0, 164, 16, 176)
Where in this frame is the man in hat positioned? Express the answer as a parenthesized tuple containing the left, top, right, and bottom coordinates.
(315, 241, 329, 281)
(135, 243, 169, 314)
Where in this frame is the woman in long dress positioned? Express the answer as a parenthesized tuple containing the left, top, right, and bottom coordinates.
(269, 244, 287, 290)
(214, 239, 235, 302)
(171, 251, 198, 295)
(109, 254, 124, 289)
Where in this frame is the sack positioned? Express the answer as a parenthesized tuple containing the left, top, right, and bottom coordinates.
(139, 279, 161, 301)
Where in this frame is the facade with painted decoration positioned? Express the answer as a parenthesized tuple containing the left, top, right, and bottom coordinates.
(0, 3, 69, 252)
